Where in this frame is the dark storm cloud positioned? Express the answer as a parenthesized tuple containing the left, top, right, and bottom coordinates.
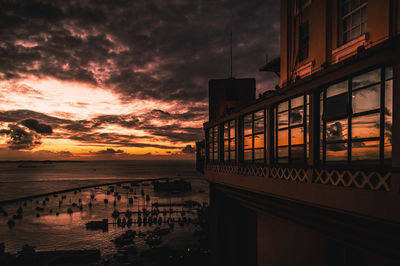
(0, 124, 42, 150)
(95, 148, 124, 154)
(20, 119, 53, 134)
(69, 132, 183, 150)
(181, 144, 195, 154)
(0, 109, 203, 144)
(0, 0, 280, 103)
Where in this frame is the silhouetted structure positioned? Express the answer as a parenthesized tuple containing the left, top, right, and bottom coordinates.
(198, 1, 400, 265)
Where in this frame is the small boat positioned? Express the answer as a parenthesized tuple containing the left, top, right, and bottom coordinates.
(112, 210, 120, 218)
(7, 219, 15, 228)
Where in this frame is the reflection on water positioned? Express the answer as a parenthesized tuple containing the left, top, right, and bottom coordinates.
(0, 162, 208, 254)
(0, 172, 208, 257)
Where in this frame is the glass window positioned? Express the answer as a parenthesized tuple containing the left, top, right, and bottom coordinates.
(275, 95, 309, 164)
(324, 93, 348, 121)
(384, 76, 393, 161)
(351, 113, 380, 139)
(299, 21, 309, 61)
(207, 125, 219, 162)
(320, 67, 392, 164)
(223, 120, 236, 162)
(242, 110, 265, 162)
(352, 84, 380, 113)
(352, 69, 380, 90)
(352, 140, 379, 161)
(342, 0, 367, 44)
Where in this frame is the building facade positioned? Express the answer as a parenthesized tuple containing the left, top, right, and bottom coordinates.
(199, 1, 400, 265)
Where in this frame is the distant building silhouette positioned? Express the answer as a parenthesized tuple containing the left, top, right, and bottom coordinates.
(198, 0, 400, 265)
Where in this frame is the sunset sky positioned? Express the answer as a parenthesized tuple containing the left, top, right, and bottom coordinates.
(0, 0, 279, 160)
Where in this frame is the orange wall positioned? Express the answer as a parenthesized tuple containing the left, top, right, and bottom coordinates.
(280, 0, 396, 88)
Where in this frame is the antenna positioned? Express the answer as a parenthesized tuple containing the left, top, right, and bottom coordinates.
(230, 31, 233, 78)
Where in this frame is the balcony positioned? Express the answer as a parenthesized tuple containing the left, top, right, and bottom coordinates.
(204, 162, 399, 223)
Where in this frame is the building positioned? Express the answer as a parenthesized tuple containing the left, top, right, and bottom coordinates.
(198, 1, 400, 265)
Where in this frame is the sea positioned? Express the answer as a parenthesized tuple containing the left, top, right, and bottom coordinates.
(0, 160, 208, 256)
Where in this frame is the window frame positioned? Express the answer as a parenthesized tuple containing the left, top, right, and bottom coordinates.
(341, 0, 368, 44)
(242, 109, 266, 163)
(223, 120, 236, 163)
(207, 125, 219, 162)
(298, 21, 309, 62)
(274, 94, 310, 165)
(319, 66, 393, 165)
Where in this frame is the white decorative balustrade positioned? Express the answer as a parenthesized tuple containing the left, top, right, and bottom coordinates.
(206, 163, 391, 192)
(313, 168, 391, 192)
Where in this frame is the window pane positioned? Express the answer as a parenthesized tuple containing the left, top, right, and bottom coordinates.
(230, 151, 236, 162)
(324, 93, 348, 120)
(209, 146, 213, 159)
(254, 117, 264, 133)
(244, 115, 252, 135)
(352, 140, 379, 161)
(352, 113, 380, 139)
(291, 96, 304, 108)
(344, 17, 351, 32)
(351, 25, 361, 40)
(350, 0, 359, 11)
(291, 145, 305, 161)
(352, 9, 361, 26)
(291, 127, 304, 145)
(361, 6, 367, 22)
(327, 80, 348, 98)
(224, 140, 229, 151)
(326, 143, 348, 162)
(344, 31, 350, 43)
(244, 150, 252, 161)
(278, 111, 289, 129)
(224, 151, 229, 161)
(208, 130, 213, 142)
(361, 22, 366, 34)
(230, 138, 236, 151)
(214, 142, 218, 154)
(224, 123, 229, 139)
(290, 107, 304, 126)
(385, 67, 393, 80)
(326, 119, 348, 142)
(278, 129, 289, 146)
(230, 121, 235, 138)
(254, 149, 264, 161)
(352, 69, 381, 90)
(213, 126, 218, 141)
(254, 134, 264, 148)
(278, 101, 288, 112)
(214, 151, 218, 160)
(385, 80, 392, 159)
(352, 84, 380, 113)
(254, 110, 264, 120)
(244, 136, 252, 150)
(277, 146, 288, 162)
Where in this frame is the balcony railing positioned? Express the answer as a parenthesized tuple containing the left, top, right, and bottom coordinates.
(205, 163, 391, 192)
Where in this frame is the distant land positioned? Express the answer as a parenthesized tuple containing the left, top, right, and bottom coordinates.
(0, 160, 88, 164)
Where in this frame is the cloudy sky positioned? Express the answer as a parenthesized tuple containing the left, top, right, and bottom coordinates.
(0, 0, 280, 160)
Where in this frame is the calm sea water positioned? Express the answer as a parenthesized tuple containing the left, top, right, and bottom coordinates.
(0, 160, 201, 202)
(0, 160, 208, 255)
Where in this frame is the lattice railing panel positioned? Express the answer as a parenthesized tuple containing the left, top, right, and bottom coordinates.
(269, 167, 309, 182)
(313, 169, 391, 191)
(238, 166, 267, 177)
